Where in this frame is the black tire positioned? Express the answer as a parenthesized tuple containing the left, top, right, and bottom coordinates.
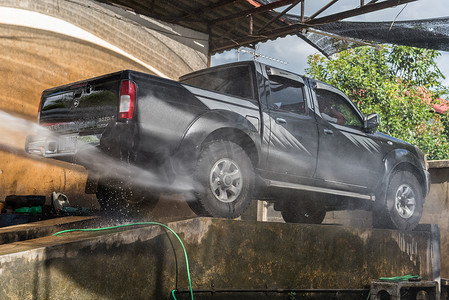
(184, 192, 212, 217)
(280, 197, 326, 224)
(373, 171, 423, 231)
(192, 140, 254, 219)
(96, 178, 160, 216)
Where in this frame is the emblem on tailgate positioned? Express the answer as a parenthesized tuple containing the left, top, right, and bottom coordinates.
(73, 98, 80, 108)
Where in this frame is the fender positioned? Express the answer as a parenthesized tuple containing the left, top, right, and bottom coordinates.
(376, 148, 428, 201)
(171, 109, 262, 175)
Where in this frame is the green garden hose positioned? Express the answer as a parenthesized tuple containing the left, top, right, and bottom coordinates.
(379, 275, 422, 281)
(53, 222, 193, 300)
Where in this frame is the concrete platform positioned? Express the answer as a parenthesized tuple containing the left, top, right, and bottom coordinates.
(0, 218, 440, 299)
(0, 216, 98, 244)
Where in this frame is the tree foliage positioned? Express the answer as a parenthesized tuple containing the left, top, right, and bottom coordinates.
(306, 45, 449, 160)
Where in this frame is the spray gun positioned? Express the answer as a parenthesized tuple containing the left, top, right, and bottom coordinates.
(51, 192, 92, 216)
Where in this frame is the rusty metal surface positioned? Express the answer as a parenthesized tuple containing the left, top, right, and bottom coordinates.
(98, 0, 417, 54)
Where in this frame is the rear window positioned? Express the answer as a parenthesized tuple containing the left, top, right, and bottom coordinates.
(181, 66, 256, 100)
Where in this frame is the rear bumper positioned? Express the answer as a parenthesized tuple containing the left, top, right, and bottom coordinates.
(25, 122, 136, 167)
(25, 134, 100, 159)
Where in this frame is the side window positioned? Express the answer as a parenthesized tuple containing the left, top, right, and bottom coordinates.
(180, 66, 255, 100)
(316, 89, 363, 128)
(268, 75, 305, 114)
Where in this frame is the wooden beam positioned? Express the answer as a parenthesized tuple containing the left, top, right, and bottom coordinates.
(210, 0, 299, 25)
(301, 0, 304, 22)
(211, 23, 307, 53)
(257, 0, 301, 34)
(306, 0, 339, 21)
(170, 0, 243, 22)
(201, 0, 244, 13)
(306, 0, 417, 26)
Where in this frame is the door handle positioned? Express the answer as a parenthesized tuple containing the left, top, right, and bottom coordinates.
(275, 118, 287, 124)
(324, 128, 333, 135)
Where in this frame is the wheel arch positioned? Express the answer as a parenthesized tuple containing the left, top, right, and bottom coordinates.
(380, 149, 428, 199)
(372, 150, 427, 230)
(173, 110, 261, 175)
(202, 127, 259, 168)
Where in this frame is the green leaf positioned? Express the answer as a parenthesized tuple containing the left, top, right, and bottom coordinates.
(306, 45, 449, 160)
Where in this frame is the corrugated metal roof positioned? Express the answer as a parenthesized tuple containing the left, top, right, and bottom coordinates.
(97, 0, 417, 54)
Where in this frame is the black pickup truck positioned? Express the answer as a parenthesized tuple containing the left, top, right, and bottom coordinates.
(26, 61, 430, 230)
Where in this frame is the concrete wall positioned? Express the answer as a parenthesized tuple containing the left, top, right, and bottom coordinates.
(255, 160, 449, 279)
(422, 160, 449, 279)
(149, 161, 449, 283)
(0, 0, 208, 207)
(0, 218, 440, 299)
(320, 161, 449, 279)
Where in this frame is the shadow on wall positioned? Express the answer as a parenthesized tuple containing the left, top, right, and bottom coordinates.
(39, 233, 178, 299)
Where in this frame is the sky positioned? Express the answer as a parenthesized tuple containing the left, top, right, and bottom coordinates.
(211, 0, 449, 86)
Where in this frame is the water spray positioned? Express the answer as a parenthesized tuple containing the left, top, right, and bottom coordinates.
(0, 109, 195, 197)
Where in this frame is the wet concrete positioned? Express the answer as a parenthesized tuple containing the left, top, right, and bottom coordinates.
(0, 216, 98, 244)
(0, 218, 440, 299)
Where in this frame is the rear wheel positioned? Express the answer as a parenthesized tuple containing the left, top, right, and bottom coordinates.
(280, 195, 326, 224)
(96, 178, 160, 216)
(373, 171, 423, 230)
(192, 140, 254, 219)
(184, 192, 212, 217)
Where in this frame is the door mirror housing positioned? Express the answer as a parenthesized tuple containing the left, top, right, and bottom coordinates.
(364, 113, 380, 133)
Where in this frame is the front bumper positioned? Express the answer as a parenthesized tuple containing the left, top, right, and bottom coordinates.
(423, 169, 431, 197)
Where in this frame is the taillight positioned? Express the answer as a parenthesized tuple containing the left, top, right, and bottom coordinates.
(119, 80, 136, 120)
(37, 95, 43, 123)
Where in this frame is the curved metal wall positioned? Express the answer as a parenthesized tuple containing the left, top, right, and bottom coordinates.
(0, 0, 208, 207)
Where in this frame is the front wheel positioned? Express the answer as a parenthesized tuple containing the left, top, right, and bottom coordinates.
(192, 140, 254, 219)
(373, 171, 423, 231)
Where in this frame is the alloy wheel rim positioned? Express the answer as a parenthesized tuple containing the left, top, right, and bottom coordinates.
(394, 184, 416, 219)
(209, 158, 242, 203)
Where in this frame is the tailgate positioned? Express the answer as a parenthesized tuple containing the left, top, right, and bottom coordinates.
(27, 71, 125, 157)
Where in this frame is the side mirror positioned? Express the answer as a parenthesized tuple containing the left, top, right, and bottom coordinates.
(364, 113, 380, 133)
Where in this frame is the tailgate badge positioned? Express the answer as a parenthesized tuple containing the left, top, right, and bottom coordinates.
(73, 98, 80, 108)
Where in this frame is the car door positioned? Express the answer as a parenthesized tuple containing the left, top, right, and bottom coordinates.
(313, 81, 384, 192)
(265, 66, 319, 184)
